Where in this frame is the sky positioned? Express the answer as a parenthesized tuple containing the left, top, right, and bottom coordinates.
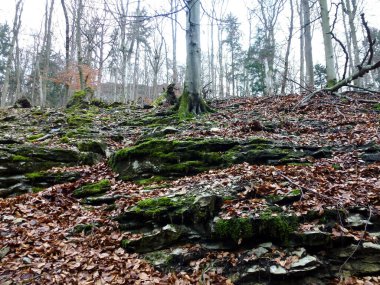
(0, 0, 379, 67)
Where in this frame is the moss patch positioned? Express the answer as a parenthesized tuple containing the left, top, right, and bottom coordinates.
(258, 211, 298, 243)
(72, 179, 111, 198)
(11, 155, 30, 162)
(214, 218, 254, 243)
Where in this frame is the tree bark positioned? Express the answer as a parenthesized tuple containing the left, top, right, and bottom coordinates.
(281, 0, 294, 94)
(179, 0, 209, 117)
(1, 0, 24, 107)
(302, 0, 314, 88)
(319, 0, 336, 87)
(76, 0, 85, 90)
(60, 0, 70, 106)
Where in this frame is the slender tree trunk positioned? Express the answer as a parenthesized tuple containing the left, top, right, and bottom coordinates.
(76, 0, 85, 90)
(1, 0, 23, 107)
(171, 0, 178, 84)
(302, 0, 314, 88)
(60, 0, 70, 106)
(298, 0, 305, 90)
(319, 0, 336, 87)
(345, 0, 361, 86)
(218, 24, 224, 98)
(281, 0, 294, 94)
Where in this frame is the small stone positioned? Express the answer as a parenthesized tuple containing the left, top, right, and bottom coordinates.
(347, 213, 372, 228)
(22, 257, 32, 264)
(162, 126, 179, 134)
(210, 127, 221, 132)
(251, 247, 268, 258)
(0, 247, 10, 259)
(259, 242, 273, 249)
(363, 242, 380, 251)
(291, 255, 318, 268)
(292, 247, 306, 258)
(247, 265, 265, 273)
(270, 265, 287, 275)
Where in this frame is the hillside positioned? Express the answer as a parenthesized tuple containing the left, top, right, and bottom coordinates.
(1, 93, 380, 285)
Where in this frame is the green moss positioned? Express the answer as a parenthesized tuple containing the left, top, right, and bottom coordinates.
(67, 114, 93, 127)
(332, 163, 342, 170)
(121, 239, 131, 248)
(178, 90, 193, 120)
(60, 136, 70, 143)
(135, 176, 165, 185)
(259, 211, 298, 242)
(27, 133, 45, 141)
(72, 179, 111, 198)
(25, 171, 45, 180)
(287, 162, 313, 166)
(374, 103, 380, 111)
(137, 197, 175, 208)
(32, 187, 44, 193)
(214, 218, 254, 243)
(11, 155, 30, 161)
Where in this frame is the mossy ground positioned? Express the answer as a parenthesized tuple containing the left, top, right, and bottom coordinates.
(214, 218, 254, 243)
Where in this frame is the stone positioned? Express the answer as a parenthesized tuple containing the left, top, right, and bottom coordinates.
(270, 265, 287, 275)
(0, 247, 10, 260)
(347, 213, 372, 228)
(162, 126, 179, 134)
(121, 224, 185, 253)
(291, 255, 318, 268)
(250, 247, 268, 258)
(297, 231, 331, 247)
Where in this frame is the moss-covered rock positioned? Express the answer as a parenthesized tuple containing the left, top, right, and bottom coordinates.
(214, 217, 254, 243)
(115, 194, 223, 228)
(110, 138, 332, 181)
(77, 140, 107, 156)
(72, 179, 111, 198)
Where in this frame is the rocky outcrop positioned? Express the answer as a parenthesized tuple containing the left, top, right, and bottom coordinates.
(109, 138, 332, 182)
(0, 144, 101, 197)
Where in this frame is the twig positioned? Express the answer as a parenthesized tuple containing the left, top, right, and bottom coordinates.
(277, 171, 334, 202)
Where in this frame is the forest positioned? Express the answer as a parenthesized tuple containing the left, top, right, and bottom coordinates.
(1, 0, 380, 284)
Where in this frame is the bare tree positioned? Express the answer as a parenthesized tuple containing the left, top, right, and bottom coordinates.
(179, 0, 209, 117)
(281, 0, 294, 94)
(256, 0, 286, 95)
(319, 0, 337, 87)
(302, 0, 314, 88)
(1, 0, 24, 107)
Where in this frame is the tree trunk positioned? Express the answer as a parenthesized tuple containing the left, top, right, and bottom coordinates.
(60, 0, 70, 106)
(319, 0, 336, 87)
(171, 0, 178, 84)
(281, 0, 294, 94)
(302, 0, 314, 88)
(76, 0, 85, 90)
(298, 0, 305, 90)
(345, 0, 361, 86)
(179, 0, 209, 118)
(1, 0, 23, 107)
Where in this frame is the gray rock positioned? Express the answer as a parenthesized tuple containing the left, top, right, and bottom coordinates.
(270, 265, 287, 275)
(121, 224, 185, 253)
(291, 255, 318, 268)
(347, 213, 372, 228)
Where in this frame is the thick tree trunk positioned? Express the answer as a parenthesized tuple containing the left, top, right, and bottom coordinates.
(179, 0, 209, 118)
(302, 0, 314, 88)
(319, 0, 336, 87)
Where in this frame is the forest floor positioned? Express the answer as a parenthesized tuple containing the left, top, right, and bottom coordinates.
(0, 92, 380, 284)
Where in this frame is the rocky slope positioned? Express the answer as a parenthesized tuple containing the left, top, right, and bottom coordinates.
(1, 93, 380, 284)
